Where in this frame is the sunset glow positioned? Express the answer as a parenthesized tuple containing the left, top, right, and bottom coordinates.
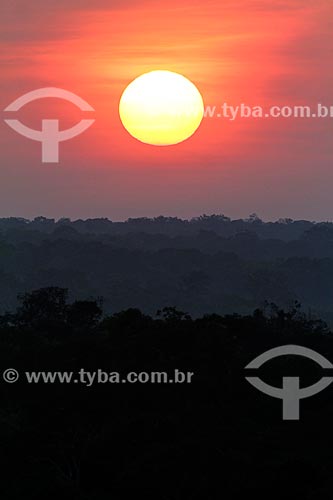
(119, 71, 204, 146)
(0, 0, 332, 220)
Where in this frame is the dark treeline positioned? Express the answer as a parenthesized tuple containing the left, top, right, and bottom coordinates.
(2, 215, 333, 322)
(1, 287, 333, 498)
(0, 213, 324, 239)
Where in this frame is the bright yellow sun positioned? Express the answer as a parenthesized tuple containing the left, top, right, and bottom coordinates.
(119, 70, 204, 146)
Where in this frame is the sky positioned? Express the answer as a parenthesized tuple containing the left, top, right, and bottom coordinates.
(0, 0, 332, 221)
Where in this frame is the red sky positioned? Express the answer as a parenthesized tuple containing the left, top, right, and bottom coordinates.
(0, 0, 332, 220)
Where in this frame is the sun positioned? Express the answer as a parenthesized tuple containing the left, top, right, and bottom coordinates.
(119, 70, 204, 146)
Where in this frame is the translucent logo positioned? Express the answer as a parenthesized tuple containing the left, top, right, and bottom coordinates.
(4, 88, 95, 163)
(245, 345, 333, 420)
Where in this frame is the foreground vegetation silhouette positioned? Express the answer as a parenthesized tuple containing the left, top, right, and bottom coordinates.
(1, 287, 333, 498)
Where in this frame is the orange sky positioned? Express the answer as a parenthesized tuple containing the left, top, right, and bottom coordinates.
(0, 0, 332, 220)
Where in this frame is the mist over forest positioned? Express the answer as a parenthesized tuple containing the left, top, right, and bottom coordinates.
(1, 214, 333, 322)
